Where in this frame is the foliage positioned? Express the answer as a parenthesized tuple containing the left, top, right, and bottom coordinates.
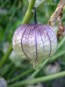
(0, 0, 65, 87)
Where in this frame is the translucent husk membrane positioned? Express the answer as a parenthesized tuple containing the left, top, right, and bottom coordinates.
(12, 24, 57, 69)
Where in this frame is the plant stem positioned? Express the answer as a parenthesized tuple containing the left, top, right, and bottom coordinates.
(0, 45, 12, 68)
(58, 37, 65, 49)
(8, 71, 65, 87)
(8, 69, 33, 84)
(0, 0, 9, 8)
(0, 0, 36, 68)
(0, 63, 13, 76)
(22, 0, 36, 24)
(29, 58, 50, 78)
(0, 65, 9, 75)
(50, 50, 65, 62)
(7, 66, 16, 79)
(28, 49, 65, 78)
(33, 7, 37, 24)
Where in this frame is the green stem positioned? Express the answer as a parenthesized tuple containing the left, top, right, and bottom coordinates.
(8, 71, 65, 87)
(7, 66, 16, 79)
(0, 45, 12, 68)
(22, 0, 36, 24)
(28, 50, 65, 78)
(0, 63, 13, 76)
(29, 58, 50, 78)
(0, 0, 36, 68)
(50, 50, 65, 62)
(0, 0, 9, 8)
(58, 37, 65, 49)
(0, 65, 9, 75)
(8, 69, 33, 84)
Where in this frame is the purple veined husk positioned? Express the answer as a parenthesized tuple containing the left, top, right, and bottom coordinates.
(12, 24, 57, 68)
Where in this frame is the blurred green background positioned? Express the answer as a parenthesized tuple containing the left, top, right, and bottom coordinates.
(0, 0, 65, 87)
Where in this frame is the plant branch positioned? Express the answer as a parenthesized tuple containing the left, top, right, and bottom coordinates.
(8, 69, 33, 84)
(58, 37, 65, 49)
(29, 58, 50, 78)
(49, 0, 65, 26)
(22, 0, 36, 24)
(0, 45, 12, 68)
(8, 71, 65, 87)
